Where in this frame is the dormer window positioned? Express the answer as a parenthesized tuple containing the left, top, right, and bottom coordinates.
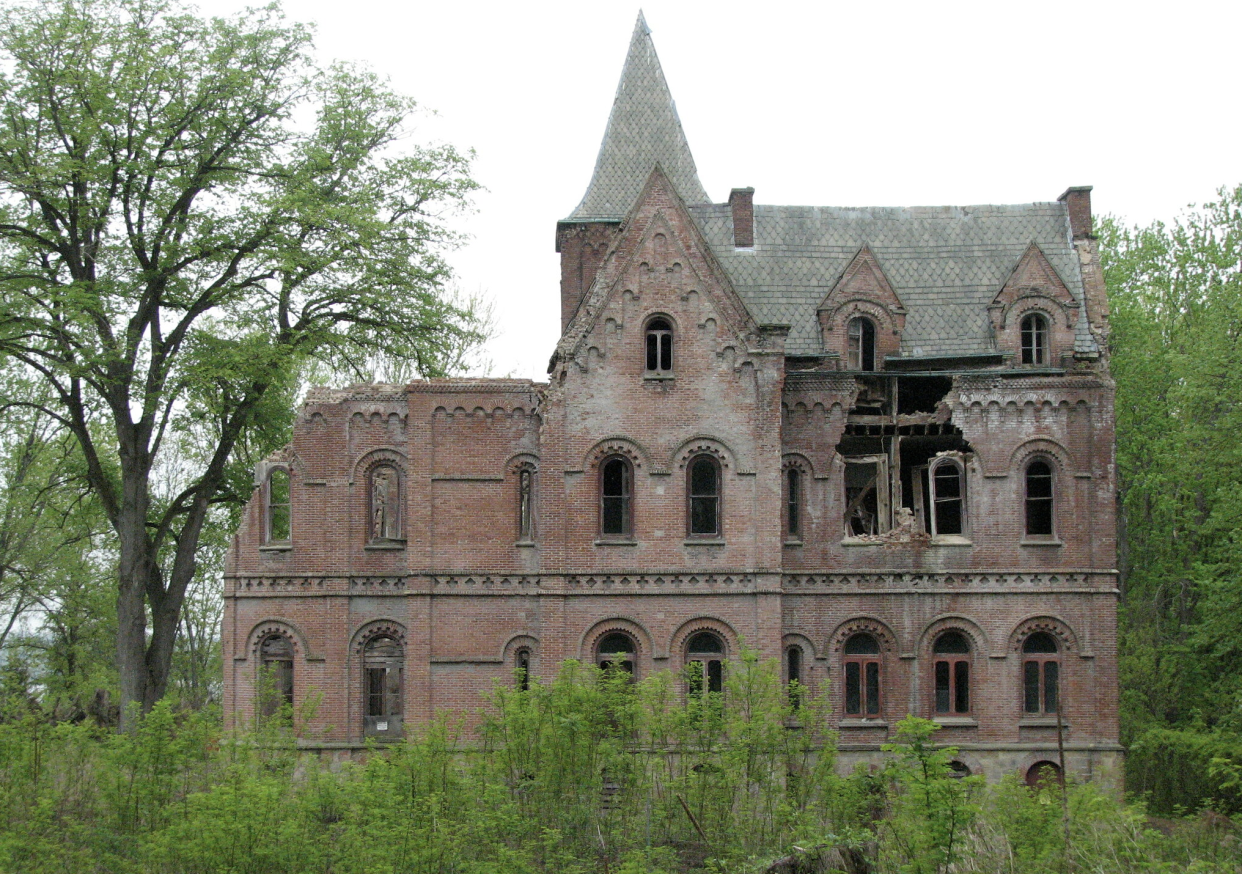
(1020, 312, 1048, 365)
(645, 317, 673, 375)
(847, 317, 876, 371)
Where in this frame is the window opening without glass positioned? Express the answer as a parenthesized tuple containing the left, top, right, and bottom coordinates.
(686, 631, 724, 696)
(259, 634, 293, 717)
(1020, 312, 1048, 365)
(687, 455, 720, 537)
(267, 468, 290, 542)
(1022, 632, 1059, 715)
(645, 317, 673, 373)
(843, 633, 882, 717)
(1025, 459, 1054, 537)
(933, 631, 971, 715)
(363, 635, 403, 737)
(597, 632, 636, 676)
(847, 316, 876, 371)
(600, 457, 633, 538)
(786, 468, 801, 539)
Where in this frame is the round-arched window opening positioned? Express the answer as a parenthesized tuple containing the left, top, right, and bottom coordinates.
(597, 632, 636, 676)
(932, 631, 972, 715)
(258, 634, 294, 718)
(1020, 312, 1049, 365)
(1022, 631, 1060, 715)
(843, 633, 882, 717)
(1025, 459, 1054, 538)
(1025, 760, 1062, 788)
(687, 455, 721, 537)
(645, 317, 673, 374)
(686, 631, 725, 695)
(949, 760, 972, 779)
(600, 456, 633, 538)
(847, 317, 876, 371)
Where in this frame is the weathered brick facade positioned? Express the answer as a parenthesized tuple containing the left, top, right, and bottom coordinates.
(223, 15, 1121, 785)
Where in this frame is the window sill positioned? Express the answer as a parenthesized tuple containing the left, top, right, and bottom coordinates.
(1019, 716, 1068, 728)
(515, 540, 537, 548)
(259, 542, 292, 552)
(684, 538, 726, 546)
(839, 718, 888, 729)
(841, 537, 882, 547)
(932, 716, 978, 727)
(930, 535, 972, 547)
(642, 372, 675, 381)
(364, 540, 406, 551)
(594, 538, 637, 546)
(1020, 538, 1063, 547)
(783, 538, 803, 547)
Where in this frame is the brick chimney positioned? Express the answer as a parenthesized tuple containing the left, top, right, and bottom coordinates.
(729, 188, 755, 248)
(1058, 186, 1094, 239)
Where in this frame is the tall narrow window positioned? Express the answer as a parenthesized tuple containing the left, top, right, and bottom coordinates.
(515, 648, 532, 691)
(369, 465, 402, 542)
(847, 317, 876, 371)
(1022, 632, 1060, 715)
(1024, 459, 1054, 538)
(517, 465, 536, 542)
(843, 633, 882, 717)
(597, 632, 636, 676)
(645, 317, 673, 374)
(600, 457, 633, 538)
(785, 468, 802, 540)
(933, 631, 971, 715)
(266, 468, 291, 543)
(1020, 313, 1048, 365)
(258, 634, 293, 717)
(786, 646, 803, 708)
(688, 455, 721, 537)
(930, 458, 965, 537)
(364, 635, 403, 737)
(686, 631, 725, 696)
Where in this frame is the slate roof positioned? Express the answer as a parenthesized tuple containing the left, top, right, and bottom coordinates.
(564, 13, 710, 222)
(689, 203, 1098, 358)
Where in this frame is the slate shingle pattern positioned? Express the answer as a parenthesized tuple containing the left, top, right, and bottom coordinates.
(690, 203, 1097, 359)
(565, 13, 710, 222)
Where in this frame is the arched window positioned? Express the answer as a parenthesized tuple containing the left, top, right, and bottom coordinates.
(515, 647, 532, 691)
(517, 465, 536, 543)
(1022, 632, 1059, 715)
(687, 455, 721, 538)
(600, 457, 633, 538)
(843, 633, 882, 717)
(1024, 459, 1054, 538)
(847, 316, 876, 371)
(266, 468, 291, 543)
(686, 631, 725, 696)
(1025, 760, 1062, 788)
(258, 634, 293, 717)
(785, 645, 803, 708)
(364, 635, 403, 737)
(932, 631, 972, 715)
(596, 632, 636, 676)
(929, 458, 966, 537)
(369, 465, 402, 542)
(1020, 312, 1048, 365)
(785, 467, 802, 541)
(645, 317, 673, 374)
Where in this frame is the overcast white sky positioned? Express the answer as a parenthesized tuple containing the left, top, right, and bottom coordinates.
(197, 0, 1242, 381)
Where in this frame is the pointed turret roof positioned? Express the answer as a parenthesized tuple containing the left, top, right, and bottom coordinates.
(564, 12, 710, 222)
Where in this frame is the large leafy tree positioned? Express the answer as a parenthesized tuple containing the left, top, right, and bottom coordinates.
(0, 0, 485, 726)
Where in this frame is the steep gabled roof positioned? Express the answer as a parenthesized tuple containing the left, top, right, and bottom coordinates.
(564, 12, 710, 222)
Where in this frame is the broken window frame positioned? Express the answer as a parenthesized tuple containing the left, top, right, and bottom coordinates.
(367, 463, 403, 543)
(1020, 312, 1049, 365)
(515, 647, 532, 691)
(363, 635, 404, 740)
(644, 316, 674, 375)
(843, 455, 890, 538)
(927, 456, 967, 539)
(517, 464, 536, 543)
(596, 631, 637, 678)
(599, 456, 634, 539)
(1022, 632, 1060, 715)
(687, 454, 722, 538)
(784, 466, 802, 541)
(932, 631, 972, 715)
(785, 644, 804, 709)
(847, 316, 877, 371)
(1024, 458, 1055, 539)
(258, 634, 294, 718)
(843, 633, 882, 717)
(686, 631, 725, 699)
(266, 467, 291, 543)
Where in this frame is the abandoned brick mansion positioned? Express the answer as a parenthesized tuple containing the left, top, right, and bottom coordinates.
(223, 15, 1121, 785)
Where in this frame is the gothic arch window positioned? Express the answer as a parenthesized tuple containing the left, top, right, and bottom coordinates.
(517, 464, 537, 543)
(515, 647, 532, 691)
(368, 464, 403, 543)
(785, 467, 802, 541)
(687, 454, 721, 538)
(686, 631, 725, 697)
(843, 633, 882, 717)
(1024, 459, 1055, 538)
(266, 467, 291, 543)
(258, 633, 294, 718)
(363, 635, 404, 737)
(596, 631, 637, 677)
(1020, 312, 1049, 365)
(645, 316, 673, 375)
(1022, 632, 1060, 715)
(932, 631, 972, 715)
(929, 457, 966, 537)
(847, 316, 876, 371)
(600, 456, 633, 539)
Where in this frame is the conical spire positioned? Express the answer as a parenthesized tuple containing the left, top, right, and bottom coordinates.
(564, 12, 710, 221)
